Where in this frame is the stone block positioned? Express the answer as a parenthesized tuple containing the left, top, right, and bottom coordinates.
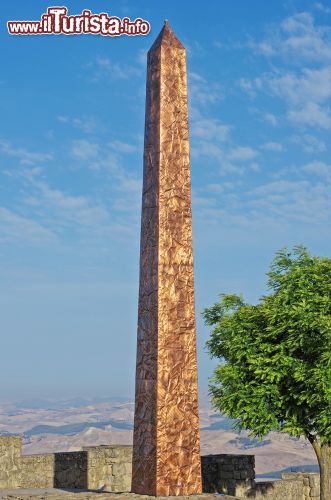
(222, 464, 234, 472)
(219, 471, 234, 479)
(308, 474, 320, 487)
(303, 484, 310, 494)
(310, 486, 320, 496)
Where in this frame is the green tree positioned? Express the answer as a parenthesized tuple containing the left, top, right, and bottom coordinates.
(203, 246, 331, 500)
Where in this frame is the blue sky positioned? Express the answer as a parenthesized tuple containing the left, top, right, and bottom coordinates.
(0, 0, 330, 403)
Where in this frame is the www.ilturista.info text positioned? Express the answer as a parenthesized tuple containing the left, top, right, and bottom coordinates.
(7, 7, 151, 36)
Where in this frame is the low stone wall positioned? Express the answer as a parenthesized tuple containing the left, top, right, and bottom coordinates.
(281, 472, 320, 499)
(0, 436, 321, 499)
(53, 451, 88, 489)
(238, 472, 320, 499)
(20, 453, 54, 488)
(85, 445, 132, 492)
(246, 478, 304, 499)
(0, 437, 21, 489)
(202, 454, 255, 497)
(0, 437, 132, 492)
(198, 454, 321, 499)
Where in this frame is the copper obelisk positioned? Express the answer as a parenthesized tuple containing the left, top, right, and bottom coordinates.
(132, 21, 202, 496)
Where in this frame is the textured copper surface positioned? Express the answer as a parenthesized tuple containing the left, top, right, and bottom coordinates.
(132, 21, 202, 496)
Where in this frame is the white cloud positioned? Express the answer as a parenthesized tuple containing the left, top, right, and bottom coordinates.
(191, 140, 245, 175)
(242, 64, 331, 129)
(21, 172, 137, 238)
(213, 40, 224, 49)
(260, 142, 284, 152)
(190, 110, 258, 175)
(191, 134, 258, 174)
(206, 181, 241, 193)
(0, 207, 55, 244)
(191, 117, 230, 142)
(116, 176, 141, 193)
(195, 153, 331, 228)
(257, 41, 274, 56)
(185, 40, 205, 58)
(69, 138, 141, 199)
(287, 101, 331, 129)
(263, 112, 278, 126)
(71, 139, 99, 160)
(238, 78, 256, 97)
(109, 140, 138, 154)
(84, 55, 143, 83)
(15, 169, 140, 244)
(302, 160, 331, 177)
(87, 56, 141, 82)
(191, 141, 223, 161)
(192, 194, 217, 207)
(0, 140, 52, 165)
(57, 116, 96, 133)
(291, 134, 326, 153)
(251, 12, 331, 63)
(188, 71, 222, 105)
(0, 133, 142, 246)
(136, 48, 148, 66)
(35, 181, 111, 228)
(246, 178, 331, 224)
(267, 66, 331, 106)
(249, 162, 260, 172)
(314, 2, 331, 14)
(228, 146, 258, 161)
(241, 12, 331, 130)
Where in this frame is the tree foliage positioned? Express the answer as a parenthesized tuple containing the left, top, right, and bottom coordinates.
(203, 246, 331, 445)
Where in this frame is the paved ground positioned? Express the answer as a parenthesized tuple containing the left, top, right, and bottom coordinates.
(0, 490, 238, 500)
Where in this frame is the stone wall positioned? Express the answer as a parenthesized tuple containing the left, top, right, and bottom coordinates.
(0, 437, 21, 489)
(85, 445, 132, 492)
(0, 436, 321, 499)
(244, 472, 320, 499)
(53, 451, 88, 489)
(20, 453, 54, 488)
(281, 472, 320, 499)
(247, 478, 304, 499)
(202, 454, 255, 497)
(201, 454, 320, 499)
(0, 437, 132, 492)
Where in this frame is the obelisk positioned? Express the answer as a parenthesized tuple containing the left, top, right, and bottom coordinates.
(132, 21, 202, 496)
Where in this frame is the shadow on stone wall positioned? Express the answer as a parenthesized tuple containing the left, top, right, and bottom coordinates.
(245, 481, 275, 497)
(54, 451, 88, 490)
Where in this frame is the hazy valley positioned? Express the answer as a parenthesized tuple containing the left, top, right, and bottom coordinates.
(0, 398, 317, 478)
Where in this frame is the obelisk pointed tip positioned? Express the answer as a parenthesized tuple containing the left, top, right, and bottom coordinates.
(148, 20, 185, 53)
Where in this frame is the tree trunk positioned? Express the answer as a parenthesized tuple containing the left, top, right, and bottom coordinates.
(310, 438, 331, 500)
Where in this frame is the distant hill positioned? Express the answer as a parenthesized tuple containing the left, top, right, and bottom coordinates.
(0, 397, 318, 475)
(25, 419, 133, 437)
